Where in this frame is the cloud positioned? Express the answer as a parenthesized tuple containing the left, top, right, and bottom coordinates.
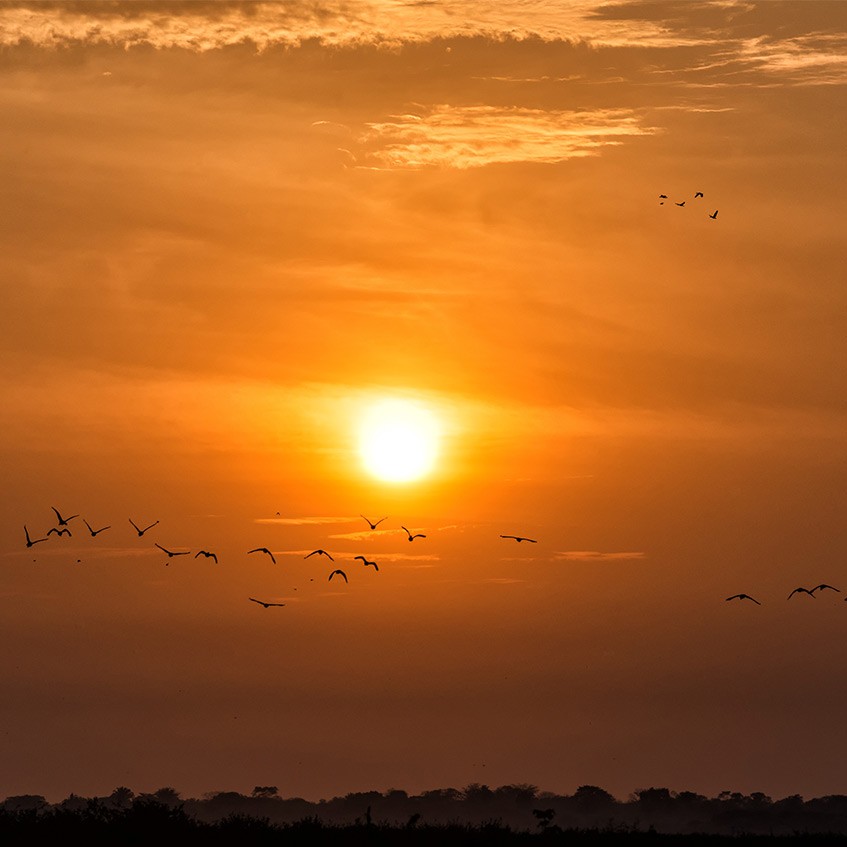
(360, 105, 657, 169)
(554, 551, 646, 561)
(0, 2, 699, 51)
(255, 516, 355, 526)
(737, 34, 847, 85)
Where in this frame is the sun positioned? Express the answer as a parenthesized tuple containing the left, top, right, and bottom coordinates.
(358, 399, 441, 483)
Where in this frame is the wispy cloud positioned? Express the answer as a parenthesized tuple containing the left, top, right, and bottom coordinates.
(554, 551, 646, 562)
(361, 105, 657, 169)
(256, 516, 355, 526)
(737, 34, 847, 85)
(0, 2, 699, 51)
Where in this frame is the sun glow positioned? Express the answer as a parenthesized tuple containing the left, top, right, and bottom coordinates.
(358, 399, 441, 483)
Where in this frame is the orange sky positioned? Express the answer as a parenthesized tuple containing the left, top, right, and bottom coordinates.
(2, 1, 847, 802)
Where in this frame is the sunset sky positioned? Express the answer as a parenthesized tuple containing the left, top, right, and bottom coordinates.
(2, 1, 847, 803)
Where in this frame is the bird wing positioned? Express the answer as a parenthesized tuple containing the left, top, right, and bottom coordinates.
(401, 526, 410, 535)
(354, 556, 366, 562)
(326, 552, 334, 561)
(211, 554, 218, 563)
(305, 550, 317, 558)
(129, 518, 140, 531)
(374, 517, 387, 527)
(52, 507, 63, 522)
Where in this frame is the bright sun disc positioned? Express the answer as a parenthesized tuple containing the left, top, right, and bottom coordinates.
(359, 399, 440, 483)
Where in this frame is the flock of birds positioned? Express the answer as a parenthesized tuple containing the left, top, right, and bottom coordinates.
(21, 507, 539, 608)
(726, 584, 845, 605)
(659, 190, 718, 219)
(21, 508, 842, 609)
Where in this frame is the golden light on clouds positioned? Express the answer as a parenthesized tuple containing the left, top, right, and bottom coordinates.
(358, 397, 441, 482)
(362, 106, 657, 169)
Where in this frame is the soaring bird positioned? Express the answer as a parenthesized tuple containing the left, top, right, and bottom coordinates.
(248, 547, 276, 564)
(500, 535, 537, 543)
(249, 597, 285, 608)
(725, 594, 761, 605)
(83, 519, 110, 537)
(401, 526, 426, 542)
(24, 525, 48, 548)
(709, 210, 718, 219)
(47, 527, 72, 537)
(328, 569, 348, 583)
(52, 507, 78, 526)
(811, 583, 840, 594)
(694, 192, 704, 198)
(154, 543, 189, 558)
(305, 549, 334, 561)
(659, 194, 668, 199)
(129, 518, 159, 537)
(194, 550, 218, 563)
(361, 514, 387, 530)
(355, 555, 379, 570)
(787, 587, 816, 599)
(675, 201, 685, 207)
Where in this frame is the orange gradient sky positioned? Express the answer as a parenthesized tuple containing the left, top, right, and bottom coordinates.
(2, 1, 847, 802)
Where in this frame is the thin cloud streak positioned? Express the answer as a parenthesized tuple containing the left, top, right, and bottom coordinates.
(255, 516, 355, 526)
(554, 551, 647, 562)
(361, 105, 658, 169)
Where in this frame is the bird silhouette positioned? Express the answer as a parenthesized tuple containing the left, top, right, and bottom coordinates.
(24, 525, 47, 547)
(659, 194, 668, 199)
(328, 569, 348, 583)
(811, 584, 840, 594)
(675, 201, 685, 207)
(354, 555, 379, 570)
(248, 547, 276, 564)
(305, 549, 334, 561)
(500, 535, 537, 543)
(787, 587, 816, 599)
(725, 594, 761, 605)
(694, 191, 704, 198)
(47, 527, 72, 537)
(249, 597, 285, 608)
(51, 507, 78, 526)
(401, 526, 426, 541)
(129, 518, 159, 537)
(709, 210, 718, 219)
(194, 550, 218, 563)
(361, 514, 387, 530)
(155, 543, 189, 558)
(83, 519, 110, 537)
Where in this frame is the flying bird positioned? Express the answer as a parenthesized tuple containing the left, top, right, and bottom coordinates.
(305, 549, 334, 561)
(47, 527, 72, 537)
(248, 547, 276, 564)
(709, 210, 718, 219)
(328, 569, 348, 583)
(24, 525, 47, 548)
(725, 594, 761, 605)
(249, 597, 285, 608)
(694, 191, 704, 198)
(354, 556, 379, 570)
(129, 518, 159, 537)
(659, 194, 668, 199)
(500, 535, 537, 543)
(361, 514, 387, 530)
(787, 587, 817, 599)
(401, 526, 426, 542)
(811, 583, 840, 594)
(194, 550, 218, 563)
(83, 519, 110, 536)
(675, 201, 685, 207)
(51, 507, 78, 526)
(154, 543, 189, 558)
